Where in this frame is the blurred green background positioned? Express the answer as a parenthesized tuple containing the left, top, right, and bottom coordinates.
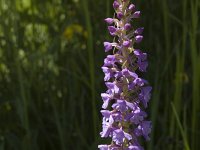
(0, 0, 199, 150)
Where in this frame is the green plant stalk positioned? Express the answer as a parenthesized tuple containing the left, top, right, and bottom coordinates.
(168, 0, 188, 149)
(190, 0, 200, 149)
(81, 0, 98, 140)
(174, 46, 185, 150)
(161, 1, 175, 149)
(51, 99, 66, 150)
(181, 0, 188, 147)
(174, 2, 187, 143)
(162, 0, 170, 59)
(162, 0, 170, 131)
(11, 2, 31, 149)
(16, 57, 31, 150)
(148, 73, 160, 150)
(0, 1, 30, 148)
(171, 102, 190, 150)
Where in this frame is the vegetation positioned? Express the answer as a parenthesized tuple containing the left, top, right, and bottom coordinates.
(0, 0, 199, 149)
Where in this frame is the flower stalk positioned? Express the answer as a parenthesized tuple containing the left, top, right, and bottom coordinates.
(99, 0, 152, 150)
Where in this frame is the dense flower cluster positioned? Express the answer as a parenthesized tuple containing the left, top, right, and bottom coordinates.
(99, 0, 152, 150)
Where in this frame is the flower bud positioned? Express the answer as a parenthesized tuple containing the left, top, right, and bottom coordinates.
(133, 11, 141, 18)
(134, 27, 144, 35)
(123, 41, 131, 47)
(128, 4, 135, 11)
(104, 18, 114, 24)
(104, 42, 113, 52)
(135, 35, 143, 43)
(108, 26, 117, 36)
(117, 12, 123, 19)
(113, 1, 120, 9)
(124, 23, 131, 30)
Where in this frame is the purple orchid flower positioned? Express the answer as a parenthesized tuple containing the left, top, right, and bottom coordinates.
(99, 1, 152, 149)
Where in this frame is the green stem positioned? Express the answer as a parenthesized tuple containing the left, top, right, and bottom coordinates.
(81, 0, 97, 140)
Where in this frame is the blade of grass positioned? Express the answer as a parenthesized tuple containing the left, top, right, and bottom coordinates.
(12, 2, 31, 149)
(81, 0, 98, 141)
(168, 1, 187, 149)
(51, 99, 66, 150)
(190, 0, 200, 149)
(148, 72, 160, 150)
(161, 1, 177, 149)
(171, 102, 190, 150)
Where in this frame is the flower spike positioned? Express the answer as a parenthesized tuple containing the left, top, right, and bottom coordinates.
(99, 1, 152, 149)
